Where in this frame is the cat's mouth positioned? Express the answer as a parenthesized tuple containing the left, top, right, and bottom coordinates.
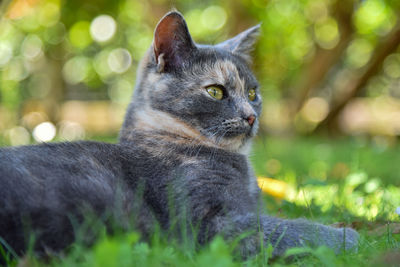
(220, 118, 257, 138)
(201, 118, 257, 151)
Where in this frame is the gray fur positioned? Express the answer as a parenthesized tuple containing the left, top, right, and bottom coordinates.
(0, 11, 358, 261)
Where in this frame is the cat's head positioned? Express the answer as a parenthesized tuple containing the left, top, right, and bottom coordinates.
(121, 11, 261, 152)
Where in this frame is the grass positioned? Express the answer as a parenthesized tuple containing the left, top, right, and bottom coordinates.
(1, 135, 399, 266)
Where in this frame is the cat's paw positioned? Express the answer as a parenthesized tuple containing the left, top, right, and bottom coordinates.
(335, 227, 359, 253)
(317, 224, 359, 254)
(344, 227, 359, 251)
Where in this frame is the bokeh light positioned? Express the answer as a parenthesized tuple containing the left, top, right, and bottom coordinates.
(345, 38, 373, 68)
(0, 43, 13, 67)
(62, 56, 91, 84)
(273, 0, 299, 18)
(7, 126, 30, 146)
(21, 35, 43, 61)
(90, 15, 117, 43)
(314, 17, 339, 49)
(33, 122, 56, 142)
(22, 111, 48, 130)
(93, 49, 113, 79)
(304, 1, 328, 22)
(354, 0, 396, 35)
(3, 57, 29, 81)
(107, 48, 132, 74)
(58, 121, 85, 141)
(364, 178, 380, 193)
(301, 97, 329, 123)
(38, 1, 60, 27)
(201, 6, 227, 31)
(383, 53, 400, 79)
(69, 21, 92, 49)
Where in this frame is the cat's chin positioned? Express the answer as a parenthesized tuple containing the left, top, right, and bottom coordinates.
(202, 123, 257, 153)
(213, 134, 253, 154)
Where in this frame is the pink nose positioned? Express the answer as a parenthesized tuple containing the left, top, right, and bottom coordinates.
(247, 115, 256, 126)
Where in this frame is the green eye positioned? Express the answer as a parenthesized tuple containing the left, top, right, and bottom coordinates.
(248, 88, 256, 101)
(206, 86, 224, 100)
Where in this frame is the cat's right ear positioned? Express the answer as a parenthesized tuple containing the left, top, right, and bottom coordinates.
(216, 25, 261, 64)
(153, 11, 196, 73)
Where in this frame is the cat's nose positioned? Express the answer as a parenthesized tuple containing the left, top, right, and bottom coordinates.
(246, 115, 256, 126)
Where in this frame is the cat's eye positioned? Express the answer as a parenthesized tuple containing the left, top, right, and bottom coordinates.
(206, 86, 224, 100)
(248, 88, 257, 101)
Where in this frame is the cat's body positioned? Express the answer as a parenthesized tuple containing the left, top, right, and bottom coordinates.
(0, 139, 257, 255)
(0, 12, 358, 261)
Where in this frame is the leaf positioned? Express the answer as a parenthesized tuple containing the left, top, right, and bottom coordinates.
(302, 178, 328, 186)
(284, 246, 314, 257)
(284, 246, 337, 267)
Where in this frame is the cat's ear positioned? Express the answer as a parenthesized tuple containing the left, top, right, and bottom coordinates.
(153, 11, 196, 72)
(217, 24, 261, 64)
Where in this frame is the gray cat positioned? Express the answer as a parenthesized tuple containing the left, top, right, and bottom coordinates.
(0, 11, 358, 261)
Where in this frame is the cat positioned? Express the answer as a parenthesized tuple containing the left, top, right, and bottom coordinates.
(0, 11, 358, 261)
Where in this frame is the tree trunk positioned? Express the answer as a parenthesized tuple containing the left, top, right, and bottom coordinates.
(293, 0, 355, 112)
(315, 21, 400, 134)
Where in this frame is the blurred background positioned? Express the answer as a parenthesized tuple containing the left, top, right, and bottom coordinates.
(0, 0, 399, 143)
(0, 0, 400, 220)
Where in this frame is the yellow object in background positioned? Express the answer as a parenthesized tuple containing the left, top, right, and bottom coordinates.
(257, 177, 287, 199)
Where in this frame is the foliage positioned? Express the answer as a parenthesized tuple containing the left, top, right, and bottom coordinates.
(253, 136, 400, 222)
(3, 218, 400, 267)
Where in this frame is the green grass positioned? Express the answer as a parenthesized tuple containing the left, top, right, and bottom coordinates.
(251, 136, 400, 222)
(1, 135, 400, 266)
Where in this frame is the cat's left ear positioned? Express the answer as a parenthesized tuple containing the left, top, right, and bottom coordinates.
(217, 24, 261, 64)
(153, 11, 196, 72)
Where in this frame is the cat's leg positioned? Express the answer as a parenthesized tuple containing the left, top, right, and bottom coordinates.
(178, 169, 358, 258)
(215, 213, 359, 258)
